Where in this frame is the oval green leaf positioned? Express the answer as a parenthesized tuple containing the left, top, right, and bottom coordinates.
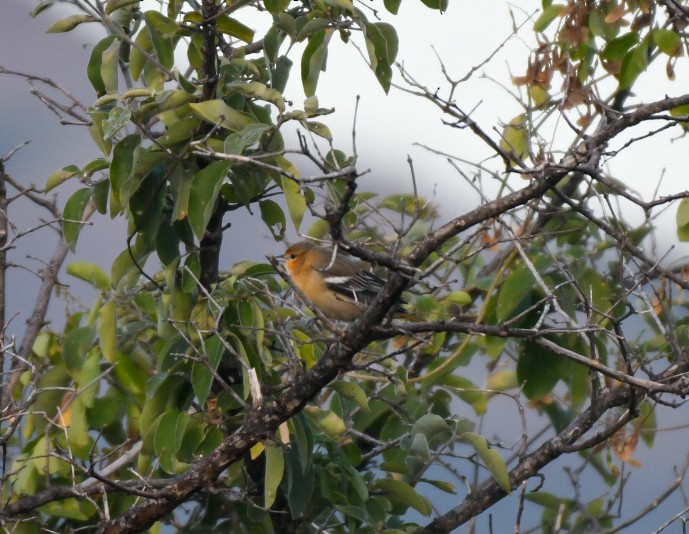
(264, 444, 285, 509)
(63, 188, 92, 252)
(66, 262, 110, 290)
(188, 161, 230, 241)
(46, 14, 99, 33)
(460, 431, 511, 493)
(374, 478, 432, 516)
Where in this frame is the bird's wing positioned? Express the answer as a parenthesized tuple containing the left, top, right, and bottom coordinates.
(322, 269, 407, 310)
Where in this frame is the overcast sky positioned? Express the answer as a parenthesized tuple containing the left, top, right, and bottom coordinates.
(4, 1, 689, 531)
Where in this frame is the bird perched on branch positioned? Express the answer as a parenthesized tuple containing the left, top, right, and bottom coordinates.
(283, 241, 408, 321)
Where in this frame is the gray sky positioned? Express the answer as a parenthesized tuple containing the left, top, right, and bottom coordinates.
(3, 1, 689, 531)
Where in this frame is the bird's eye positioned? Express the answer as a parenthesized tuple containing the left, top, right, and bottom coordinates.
(289, 253, 297, 259)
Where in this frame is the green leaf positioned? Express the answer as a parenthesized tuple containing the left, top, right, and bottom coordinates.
(31, 436, 67, 475)
(517, 341, 562, 400)
(93, 180, 110, 215)
(265, 0, 291, 12)
(155, 409, 189, 473)
(229, 81, 285, 112)
(281, 176, 306, 232)
(284, 413, 310, 469)
(159, 116, 202, 148)
(305, 121, 332, 141)
(678, 198, 689, 241)
(46, 167, 78, 192)
(128, 165, 166, 246)
(88, 110, 113, 156)
(223, 134, 245, 156)
(122, 87, 155, 101)
(237, 123, 273, 151)
(460, 432, 511, 493)
(259, 199, 286, 238)
(106, 0, 142, 15)
(343, 463, 368, 501)
(188, 161, 230, 241)
(443, 374, 488, 415)
(384, 0, 402, 14)
(46, 14, 99, 33)
(273, 55, 293, 94)
(499, 114, 530, 163)
(328, 0, 354, 10)
(411, 414, 452, 448)
(285, 444, 315, 517)
(446, 290, 472, 306)
(602, 33, 639, 61)
(638, 400, 657, 448)
(296, 18, 331, 41)
(654, 29, 682, 56)
(421, 478, 456, 494)
(264, 444, 285, 509)
(63, 326, 95, 372)
(301, 30, 333, 97)
(32, 0, 55, 17)
(409, 433, 431, 460)
(101, 38, 120, 95)
(111, 237, 152, 288)
(83, 158, 109, 176)
(130, 25, 153, 81)
(619, 41, 649, 90)
(182, 254, 201, 293)
(63, 188, 92, 252)
(675, 198, 689, 227)
(103, 107, 131, 140)
(189, 100, 255, 132)
(578, 268, 610, 317)
(304, 406, 346, 438)
(177, 419, 204, 463)
(304, 95, 319, 115)
(225, 166, 270, 205)
(331, 380, 370, 411)
(156, 219, 181, 266)
(217, 15, 254, 43)
(486, 369, 518, 391)
(533, 4, 565, 32)
(374, 478, 432, 516)
(98, 300, 117, 364)
(419, 0, 448, 9)
(192, 335, 224, 406)
(526, 491, 574, 510)
(109, 134, 141, 204)
(364, 22, 398, 93)
(78, 352, 101, 408)
(144, 10, 178, 37)
(67, 395, 91, 453)
(170, 166, 192, 221)
(134, 291, 157, 315)
(66, 262, 110, 290)
(144, 11, 176, 68)
(237, 300, 253, 328)
(88, 35, 117, 97)
(495, 263, 534, 322)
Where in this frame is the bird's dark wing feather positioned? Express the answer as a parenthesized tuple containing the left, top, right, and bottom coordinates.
(322, 270, 406, 311)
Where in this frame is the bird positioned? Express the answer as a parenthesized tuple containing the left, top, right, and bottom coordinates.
(282, 241, 408, 321)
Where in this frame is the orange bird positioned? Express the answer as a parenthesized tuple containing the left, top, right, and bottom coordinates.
(283, 241, 408, 321)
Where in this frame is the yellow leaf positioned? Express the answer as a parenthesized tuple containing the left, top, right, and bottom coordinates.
(98, 301, 117, 363)
(304, 406, 346, 438)
(250, 442, 264, 460)
(499, 114, 530, 163)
